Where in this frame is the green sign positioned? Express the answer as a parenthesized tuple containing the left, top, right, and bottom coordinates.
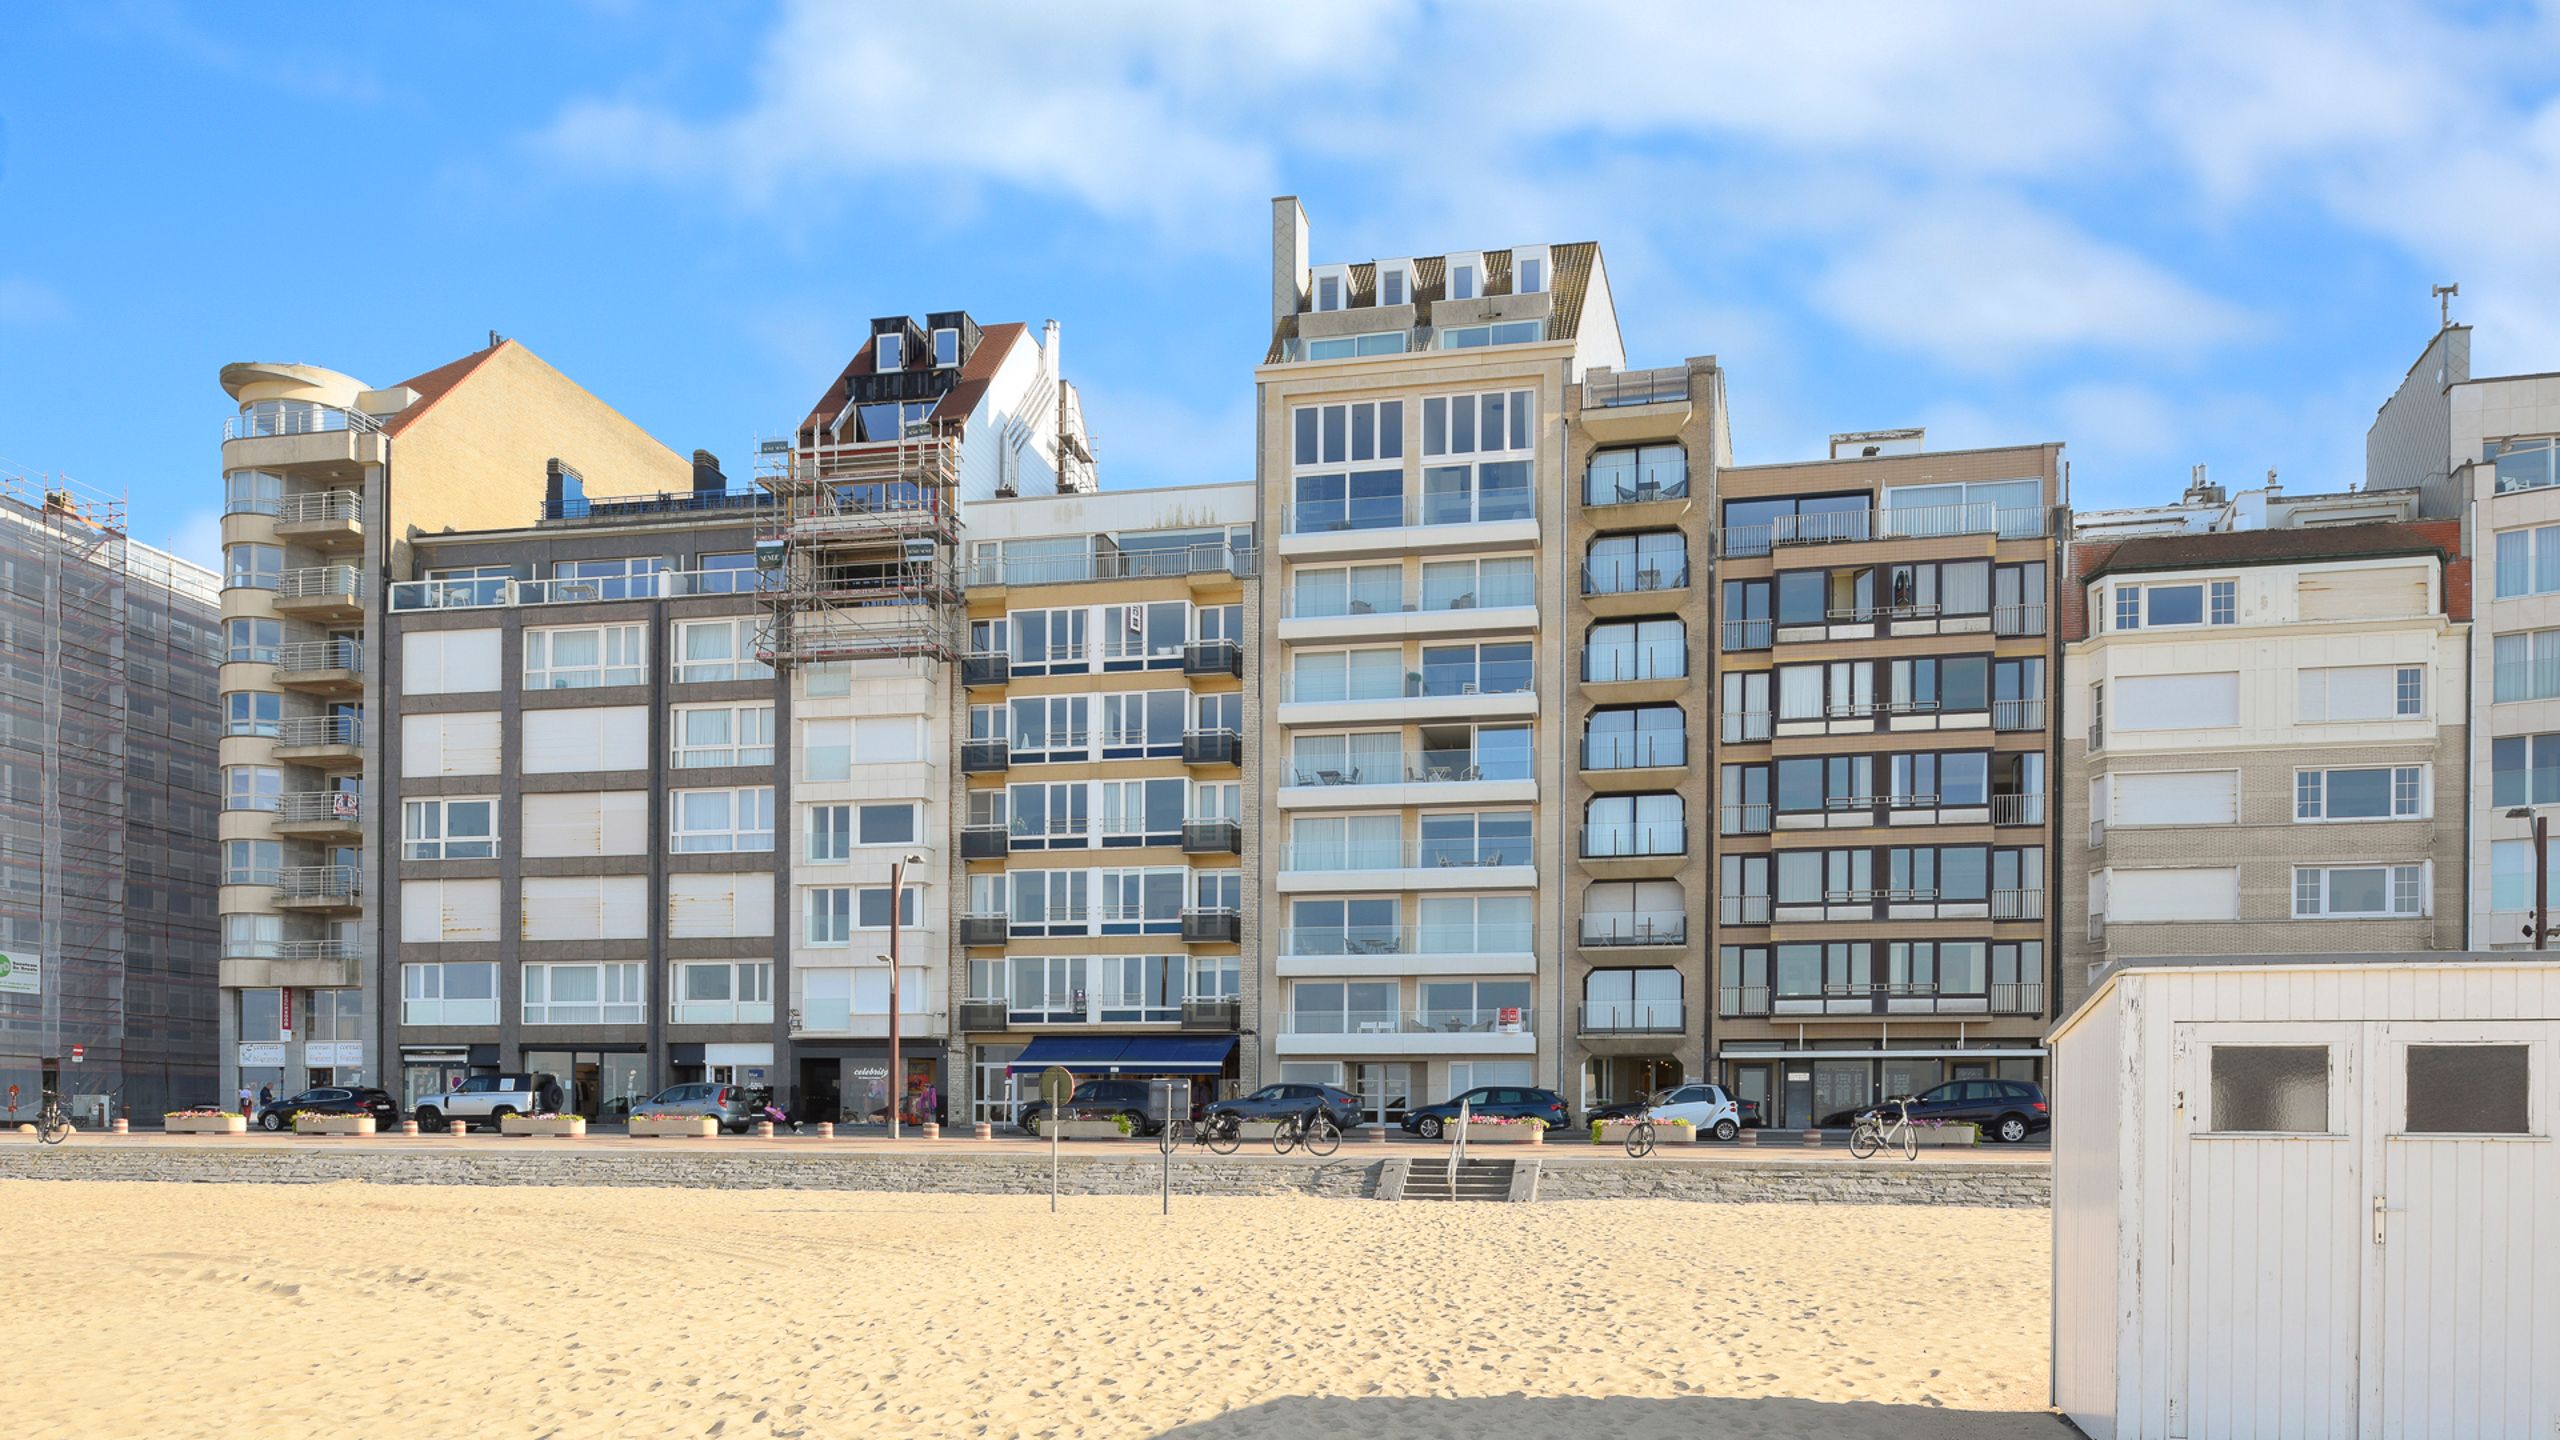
(0, 951, 37, 996)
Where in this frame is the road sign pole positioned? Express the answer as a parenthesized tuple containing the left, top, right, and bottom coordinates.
(1038, 1065, 1075, 1215)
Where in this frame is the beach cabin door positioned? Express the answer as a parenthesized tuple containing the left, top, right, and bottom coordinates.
(2172, 1023, 2363, 1439)
(2364, 1021, 2555, 1439)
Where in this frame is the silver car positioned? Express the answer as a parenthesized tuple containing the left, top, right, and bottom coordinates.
(637, 1082, 755, 1133)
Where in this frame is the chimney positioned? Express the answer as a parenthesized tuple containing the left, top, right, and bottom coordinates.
(691, 449, 726, 494)
(1272, 196, 1309, 331)
(2183, 463, 2226, 506)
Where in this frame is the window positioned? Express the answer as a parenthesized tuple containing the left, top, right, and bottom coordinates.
(804, 888, 852, 946)
(2109, 579, 2235, 630)
(2488, 435, 2560, 495)
(671, 960, 775, 1026)
(1099, 602, 1188, 667)
(1419, 390, 1534, 525)
(1421, 555, 1533, 611)
(1098, 868, 1187, 932)
(2491, 838, 2560, 911)
(525, 623, 645, 688)
(2293, 864, 2425, 918)
(1009, 608, 1091, 672)
(1886, 656, 1989, 714)
(674, 703, 775, 769)
(2494, 524, 2560, 599)
(2299, 665, 2424, 722)
(226, 691, 281, 737)
(857, 885, 922, 930)
(1305, 332, 1407, 361)
(932, 327, 960, 368)
(402, 962, 500, 1027)
(2098, 866, 2241, 922)
(2407, 1046, 2531, 1133)
(2114, 673, 2238, 731)
(1007, 870, 1091, 936)
(1008, 782, 1090, 848)
(402, 629, 501, 694)
(2108, 771, 2238, 827)
(1099, 778, 1187, 845)
(876, 331, 903, 371)
(1586, 618, 1685, 683)
(226, 617, 282, 663)
(1314, 270, 1344, 311)
(224, 765, 281, 812)
(671, 787, 775, 852)
(1721, 493, 1868, 556)
(222, 913, 283, 958)
(222, 839, 282, 886)
(403, 797, 497, 859)
(1290, 399, 1406, 532)
(2295, 766, 2424, 821)
(1008, 697, 1091, 762)
(2495, 629, 2560, 703)
(1436, 320, 1544, 349)
(401, 878, 502, 942)
(1417, 641, 1533, 697)
(1515, 250, 1547, 294)
(2211, 1046, 2330, 1132)
(1448, 256, 1479, 299)
(522, 962, 645, 1026)
(2497, 733, 2560, 810)
(522, 791, 647, 858)
(225, 543, 282, 590)
(1584, 794, 1683, 857)
(520, 876, 648, 941)
(673, 618, 773, 683)
(1585, 444, 1687, 505)
(667, 874, 775, 938)
(1721, 671, 1770, 741)
(224, 469, 284, 516)
(548, 556, 666, 600)
(1585, 532, 1686, 594)
(806, 805, 852, 862)
(1379, 263, 1409, 307)
(403, 712, 504, 777)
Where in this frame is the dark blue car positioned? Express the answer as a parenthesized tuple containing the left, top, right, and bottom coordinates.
(1400, 1086, 1571, 1139)
(1207, 1083, 1366, 1132)
(1821, 1079, 2049, 1142)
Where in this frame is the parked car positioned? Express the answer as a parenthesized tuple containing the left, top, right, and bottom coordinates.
(1018, 1079, 1169, 1137)
(1401, 1086, 1571, 1140)
(1206, 1083, 1365, 1133)
(1819, 1079, 2050, 1142)
(255, 1086, 398, 1131)
(1643, 1082, 1743, 1141)
(636, 1082, 757, 1134)
(1737, 1097, 1764, 1129)
(410, 1073, 541, 1131)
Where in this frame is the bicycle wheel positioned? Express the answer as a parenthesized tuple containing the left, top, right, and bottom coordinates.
(1848, 1121, 1882, 1159)
(39, 1115, 69, 1146)
(1271, 1122, 1298, 1155)
(1204, 1117, 1240, 1155)
(1302, 1117, 1340, 1158)
(1901, 1124, 1919, 1161)
(1158, 1121, 1180, 1155)
(1625, 1121, 1655, 1159)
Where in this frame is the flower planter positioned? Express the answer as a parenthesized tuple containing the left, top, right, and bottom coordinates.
(295, 1114, 375, 1137)
(163, 1113, 248, 1136)
(1457, 1122, 1544, 1144)
(1593, 1121, 1698, 1145)
(500, 1115, 587, 1138)
(1037, 1119, 1133, 1140)
(1914, 1122, 1980, 1147)
(628, 1115, 718, 1139)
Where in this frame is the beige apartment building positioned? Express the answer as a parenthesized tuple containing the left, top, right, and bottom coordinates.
(215, 342, 687, 1102)
(1250, 197, 1626, 1127)
(2060, 521, 2471, 1002)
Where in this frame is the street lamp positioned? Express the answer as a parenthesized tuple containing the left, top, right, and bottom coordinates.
(883, 851, 926, 1138)
(2507, 809, 2549, 952)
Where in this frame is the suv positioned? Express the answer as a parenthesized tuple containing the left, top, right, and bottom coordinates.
(637, 1082, 756, 1134)
(411, 1074, 542, 1131)
(1819, 1079, 2050, 1142)
(1401, 1086, 1572, 1140)
(1207, 1083, 1366, 1133)
(1017, 1079, 1169, 1137)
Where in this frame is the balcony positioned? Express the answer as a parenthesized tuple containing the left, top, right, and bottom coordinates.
(1275, 1007, 1536, 1057)
(1992, 698, 2045, 732)
(1991, 792, 2046, 827)
(1181, 818, 1242, 855)
(1992, 888, 2045, 921)
(1276, 671, 1539, 727)
(273, 639, 364, 695)
(1579, 823, 1687, 860)
(1277, 498, 1537, 561)
(275, 865, 361, 911)
(1583, 365, 1691, 410)
(1576, 1002, 1687, 1037)
(1720, 803, 1771, 836)
(1765, 982, 2049, 1019)
(1719, 894, 1772, 926)
(217, 936, 362, 991)
(272, 490, 363, 550)
(1992, 603, 2046, 637)
(1750, 502, 2047, 552)
(272, 713, 363, 768)
(967, 541, 1253, 589)
(221, 402, 384, 474)
(273, 565, 364, 621)
(959, 912, 1009, 947)
(389, 576, 510, 611)
(1277, 581, 1536, 644)
(273, 791, 362, 838)
(960, 825, 1010, 861)
(1183, 728, 1242, 767)
(1583, 459, 1690, 509)
(1581, 735, 1687, 773)
(1181, 908, 1242, 945)
(1183, 638, 1243, 677)
(959, 1000, 1010, 1032)
(961, 739, 1010, 774)
(1581, 560, 1690, 598)
(1181, 998, 1242, 1031)
(1580, 914, 1686, 949)
(1279, 751, 1536, 808)
(1275, 925, 1537, 977)
(1277, 839, 1537, 893)
(791, 1006, 947, 1041)
(1581, 646, 1687, 685)
(962, 652, 1010, 688)
(1721, 617, 1772, 652)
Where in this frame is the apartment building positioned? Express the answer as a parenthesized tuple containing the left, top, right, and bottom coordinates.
(2060, 521, 2470, 998)
(0, 473, 221, 1118)
(1251, 197, 1627, 1125)
(1709, 435, 2063, 1130)
(1560, 358, 1728, 1111)
(218, 344, 689, 1103)
(951, 485, 1255, 1127)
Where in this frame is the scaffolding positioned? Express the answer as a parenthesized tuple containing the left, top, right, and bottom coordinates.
(753, 420, 966, 668)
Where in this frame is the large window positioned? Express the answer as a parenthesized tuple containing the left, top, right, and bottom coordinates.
(402, 962, 500, 1027)
(674, 702, 775, 769)
(224, 543, 282, 590)
(2488, 436, 2560, 495)
(2107, 579, 2237, 631)
(222, 839, 282, 886)
(225, 617, 282, 663)
(2495, 524, 2560, 599)
(1585, 532, 1686, 594)
(2491, 734, 2560, 808)
(2295, 766, 2424, 821)
(1586, 618, 1684, 683)
(2293, 864, 2425, 918)
(1585, 444, 1686, 505)
(225, 690, 282, 737)
(2298, 665, 2423, 722)
(671, 787, 775, 852)
(1291, 399, 1406, 533)
(1419, 389, 1534, 524)
(672, 617, 773, 683)
(522, 962, 645, 1026)
(1721, 493, 1866, 557)
(403, 797, 497, 859)
(670, 961, 774, 1026)
(526, 624, 646, 689)
(2494, 629, 2560, 703)
(2492, 839, 2560, 911)
(224, 765, 282, 812)
(1584, 705, 1684, 770)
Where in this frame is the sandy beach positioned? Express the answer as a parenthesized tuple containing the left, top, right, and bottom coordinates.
(0, 1180, 2061, 1439)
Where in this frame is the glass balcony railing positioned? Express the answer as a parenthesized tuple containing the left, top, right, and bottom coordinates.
(1582, 460, 1689, 507)
(1576, 1002, 1685, 1035)
(1581, 734, 1686, 770)
(1283, 749, 1534, 787)
(1279, 923, 1533, 956)
(1582, 367, 1689, 408)
(1579, 822, 1686, 859)
(388, 569, 774, 610)
(969, 542, 1254, 587)
(1284, 1007, 1534, 1037)
(1279, 836, 1534, 872)
(1580, 913, 1685, 947)
(1278, 670, 1535, 703)
(225, 401, 380, 441)
(1282, 577, 1535, 619)
(1581, 646, 1686, 683)
(1582, 558, 1689, 595)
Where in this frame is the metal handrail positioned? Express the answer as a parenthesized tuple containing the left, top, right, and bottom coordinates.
(275, 639, 362, 672)
(1283, 753, 1534, 787)
(1580, 915, 1685, 947)
(1578, 823, 1687, 858)
(1278, 672, 1536, 703)
(1281, 582, 1535, 619)
(1279, 839, 1534, 872)
(1581, 646, 1687, 683)
(225, 401, 381, 440)
(1278, 924, 1535, 956)
(1582, 366, 1689, 408)
(276, 490, 361, 526)
(276, 865, 360, 901)
(969, 541, 1251, 587)
(275, 713, 360, 747)
(275, 791, 361, 824)
(277, 565, 361, 600)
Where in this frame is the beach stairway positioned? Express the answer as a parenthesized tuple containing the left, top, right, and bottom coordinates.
(1379, 1156, 1535, 1202)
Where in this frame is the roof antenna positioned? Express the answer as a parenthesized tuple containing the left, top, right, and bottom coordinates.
(2433, 283, 2458, 329)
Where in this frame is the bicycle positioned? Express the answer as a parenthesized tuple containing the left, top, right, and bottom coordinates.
(1849, 1096, 1921, 1161)
(1623, 1115, 1658, 1158)
(1271, 1108, 1340, 1158)
(36, 1088, 73, 1146)
(1158, 1112, 1244, 1156)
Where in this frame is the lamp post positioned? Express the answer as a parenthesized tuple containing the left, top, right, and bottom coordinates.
(2507, 809, 2549, 951)
(884, 852, 925, 1138)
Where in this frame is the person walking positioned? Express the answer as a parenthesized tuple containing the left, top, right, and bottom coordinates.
(237, 1084, 254, 1118)
(258, 1083, 274, 1110)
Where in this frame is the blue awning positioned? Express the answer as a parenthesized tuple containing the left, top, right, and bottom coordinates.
(1006, 1035, 1237, 1076)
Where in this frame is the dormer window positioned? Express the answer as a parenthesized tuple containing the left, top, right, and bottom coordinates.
(933, 327, 960, 369)
(877, 332, 904, 372)
(1449, 257, 1480, 301)
(1514, 246, 1549, 295)
(1312, 265, 1349, 312)
(1379, 262, 1410, 308)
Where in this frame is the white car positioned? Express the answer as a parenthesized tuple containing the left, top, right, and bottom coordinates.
(1646, 1082, 1742, 1141)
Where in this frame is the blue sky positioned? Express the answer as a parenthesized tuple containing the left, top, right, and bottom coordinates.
(4, 1, 2559, 571)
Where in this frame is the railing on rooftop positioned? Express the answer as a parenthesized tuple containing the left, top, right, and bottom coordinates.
(1582, 367, 1690, 408)
(1721, 503, 2049, 557)
(541, 488, 773, 524)
(388, 568, 774, 611)
(224, 401, 381, 441)
(969, 542, 1255, 588)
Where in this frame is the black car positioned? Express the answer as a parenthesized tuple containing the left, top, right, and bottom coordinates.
(1737, 1097, 1765, 1129)
(1018, 1079, 1169, 1137)
(1400, 1086, 1571, 1139)
(255, 1086, 398, 1131)
(1819, 1079, 2049, 1143)
(1206, 1083, 1365, 1133)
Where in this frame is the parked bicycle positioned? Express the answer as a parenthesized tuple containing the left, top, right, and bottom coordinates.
(36, 1088, 72, 1146)
(1271, 1108, 1341, 1157)
(1623, 1115, 1658, 1158)
(1848, 1095, 1921, 1161)
(1158, 1112, 1244, 1156)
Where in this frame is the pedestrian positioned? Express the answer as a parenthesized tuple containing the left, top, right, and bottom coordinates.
(258, 1083, 274, 1109)
(918, 1080, 939, 1126)
(237, 1084, 254, 1118)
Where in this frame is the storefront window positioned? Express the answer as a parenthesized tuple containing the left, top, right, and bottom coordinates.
(972, 1045, 1023, 1125)
(521, 1050, 648, 1121)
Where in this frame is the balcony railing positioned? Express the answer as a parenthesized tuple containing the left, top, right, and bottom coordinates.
(962, 652, 1009, 687)
(390, 577, 510, 610)
(276, 865, 360, 903)
(1582, 647, 1687, 683)
(1583, 366, 1689, 408)
(1284, 752, 1533, 787)
(275, 791, 362, 824)
(1721, 503, 2048, 558)
(225, 401, 380, 441)
(1719, 803, 1771, 835)
(1581, 915, 1686, 948)
(1991, 698, 2045, 732)
(1181, 818, 1242, 853)
(1992, 603, 2046, 636)
(1183, 729, 1242, 766)
(1721, 617, 1772, 651)
(1720, 985, 1771, 1017)
(1583, 461, 1690, 508)
(541, 487, 771, 524)
(1992, 888, 2045, 920)
(279, 938, 361, 963)
(1719, 894, 1772, 925)
(1754, 982, 2050, 1017)
(1181, 998, 1242, 1031)
(961, 739, 1010, 774)
(960, 825, 1009, 860)
(1576, 1002, 1686, 1036)
(1285, 493, 1533, 536)
(959, 912, 1010, 946)
(277, 566, 362, 602)
(1183, 638, 1243, 676)
(1720, 711, 1771, 744)
(387, 568, 776, 611)
(275, 639, 362, 672)
(1284, 1007, 1535, 1037)
(275, 713, 361, 748)
(1180, 908, 1242, 944)
(1280, 837, 1532, 872)
(1581, 735, 1686, 771)
(1990, 792, 2046, 827)
(1280, 924, 1534, 957)
(1582, 560, 1690, 596)
(276, 490, 361, 526)
(1282, 579, 1535, 619)
(1279, 672, 1535, 704)
(1579, 823, 1687, 859)
(968, 542, 1253, 587)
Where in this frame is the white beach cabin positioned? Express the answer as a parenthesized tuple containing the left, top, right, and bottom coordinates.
(2050, 954, 2560, 1440)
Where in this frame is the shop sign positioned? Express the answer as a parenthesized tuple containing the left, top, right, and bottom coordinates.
(308, 1042, 364, 1066)
(238, 1043, 287, 1069)
(0, 951, 38, 995)
(1494, 1007, 1524, 1035)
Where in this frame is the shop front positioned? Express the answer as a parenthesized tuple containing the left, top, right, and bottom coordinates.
(1006, 1035, 1239, 1121)
(398, 1043, 498, 1112)
(1721, 1043, 2046, 1129)
(668, 1042, 776, 1091)
(520, 1046, 647, 1121)
(794, 1042, 946, 1125)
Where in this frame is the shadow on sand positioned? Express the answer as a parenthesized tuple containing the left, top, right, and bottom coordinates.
(1149, 1394, 2075, 1439)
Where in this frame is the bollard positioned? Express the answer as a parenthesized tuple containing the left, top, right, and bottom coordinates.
(974, 1121, 993, 1141)
(1801, 1130, 1822, 1148)
(1529, 1124, 1544, 1146)
(816, 1122, 834, 1140)
(753, 1120, 775, 1139)
(920, 1121, 941, 1141)
(400, 1120, 420, 1137)
(111, 1117, 129, 1135)
(448, 1121, 467, 1137)
(1368, 1124, 1387, 1143)
(1737, 1126, 1757, 1146)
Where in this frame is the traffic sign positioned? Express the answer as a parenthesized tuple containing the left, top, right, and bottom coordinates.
(70, 1044, 84, 1064)
(1039, 1066, 1076, 1110)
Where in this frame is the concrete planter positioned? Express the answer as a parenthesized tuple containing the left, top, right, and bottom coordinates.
(1037, 1119, 1133, 1140)
(1593, 1121, 1698, 1145)
(163, 1114, 248, 1136)
(628, 1115, 718, 1139)
(1915, 1123, 1981, 1147)
(294, 1114, 375, 1137)
(1458, 1122, 1544, 1144)
(500, 1115, 587, 1138)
